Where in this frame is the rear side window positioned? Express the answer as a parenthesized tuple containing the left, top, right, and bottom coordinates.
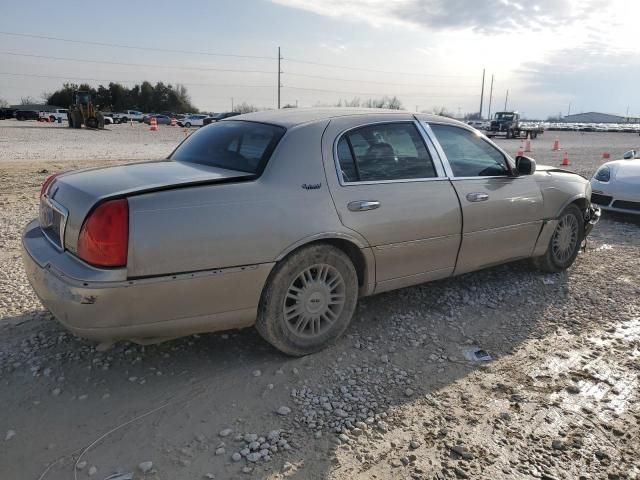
(170, 121, 285, 174)
(336, 123, 436, 182)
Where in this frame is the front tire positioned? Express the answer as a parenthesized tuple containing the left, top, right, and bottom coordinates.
(256, 244, 359, 356)
(533, 204, 584, 273)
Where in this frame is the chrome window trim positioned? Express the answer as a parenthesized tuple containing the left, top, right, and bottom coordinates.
(422, 121, 518, 179)
(332, 120, 446, 186)
(40, 195, 68, 252)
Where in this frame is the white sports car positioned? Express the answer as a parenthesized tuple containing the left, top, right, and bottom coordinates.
(590, 150, 640, 215)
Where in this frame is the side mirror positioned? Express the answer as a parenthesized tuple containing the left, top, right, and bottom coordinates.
(515, 156, 536, 175)
(623, 150, 637, 160)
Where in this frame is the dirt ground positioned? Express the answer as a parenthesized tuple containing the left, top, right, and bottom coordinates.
(1, 124, 639, 480)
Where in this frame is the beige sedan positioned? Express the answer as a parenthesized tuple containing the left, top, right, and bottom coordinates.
(23, 109, 599, 355)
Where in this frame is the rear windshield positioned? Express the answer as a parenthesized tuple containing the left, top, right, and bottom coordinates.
(170, 121, 286, 174)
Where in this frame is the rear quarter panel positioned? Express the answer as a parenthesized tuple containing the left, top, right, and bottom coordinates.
(127, 120, 364, 278)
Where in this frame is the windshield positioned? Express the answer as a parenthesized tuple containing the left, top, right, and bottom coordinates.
(495, 112, 514, 120)
(170, 120, 286, 174)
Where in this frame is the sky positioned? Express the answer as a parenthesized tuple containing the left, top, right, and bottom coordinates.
(1, 0, 638, 119)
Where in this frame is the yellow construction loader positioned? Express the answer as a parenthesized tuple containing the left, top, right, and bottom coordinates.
(67, 91, 105, 129)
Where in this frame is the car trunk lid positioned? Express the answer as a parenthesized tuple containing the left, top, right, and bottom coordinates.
(43, 160, 254, 255)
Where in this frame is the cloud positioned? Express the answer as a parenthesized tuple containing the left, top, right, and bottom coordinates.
(271, 0, 603, 33)
(518, 46, 640, 115)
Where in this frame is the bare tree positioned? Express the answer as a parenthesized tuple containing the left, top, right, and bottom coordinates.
(20, 96, 38, 105)
(431, 106, 453, 117)
(0, 97, 8, 108)
(233, 102, 259, 114)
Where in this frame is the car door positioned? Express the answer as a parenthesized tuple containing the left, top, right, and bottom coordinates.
(426, 122, 544, 275)
(322, 117, 462, 293)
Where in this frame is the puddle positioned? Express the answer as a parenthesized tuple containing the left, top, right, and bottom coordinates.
(462, 346, 492, 362)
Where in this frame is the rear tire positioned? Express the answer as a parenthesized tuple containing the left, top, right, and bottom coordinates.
(533, 204, 584, 273)
(185, 122, 192, 128)
(256, 244, 359, 356)
(86, 117, 98, 129)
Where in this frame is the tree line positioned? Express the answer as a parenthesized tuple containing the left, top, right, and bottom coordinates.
(45, 81, 199, 113)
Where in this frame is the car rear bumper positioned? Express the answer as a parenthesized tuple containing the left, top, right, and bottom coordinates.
(22, 219, 273, 343)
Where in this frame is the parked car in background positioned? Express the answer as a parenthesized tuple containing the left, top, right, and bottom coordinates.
(15, 110, 40, 121)
(143, 114, 171, 125)
(178, 114, 208, 128)
(466, 120, 487, 129)
(591, 150, 640, 215)
(22, 109, 600, 356)
(39, 109, 68, 123)
(103, 115, 114, 125)
(0, 108, 16, 119)
(113, 110, 145, 123)
(202, 111, 240, 126)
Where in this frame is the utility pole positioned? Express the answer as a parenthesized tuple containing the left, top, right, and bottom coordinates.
(504, 90, 509, 111)
(277, 46, 282, 110)
(487, 75, 494, 120)
(568, 102, 571, 116)
(231, 97, 234, 111)
(479, 68, 485, 119)
(295, 99, 298, 108)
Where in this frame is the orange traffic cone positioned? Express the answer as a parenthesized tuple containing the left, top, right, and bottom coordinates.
(130, 118, 133, 127)
(525, 133, 532, 153)
(170, 117, 177, 127)
(602, 152, 610, 160)
(552, 138, 560, 151)
(150, 117, 158, 131)
(560, 152, 570, 166)
(183, 128, 188, 137)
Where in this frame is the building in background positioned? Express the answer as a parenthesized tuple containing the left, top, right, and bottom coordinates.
(563, 112, 640, 123)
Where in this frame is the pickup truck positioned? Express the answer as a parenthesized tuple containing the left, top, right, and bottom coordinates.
(112, 110, 145, 123)
(39, 109, 68, 123)
(485, 112, 544, 139)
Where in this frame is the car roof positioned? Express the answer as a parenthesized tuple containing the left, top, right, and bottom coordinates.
(228, 108, 464, 129)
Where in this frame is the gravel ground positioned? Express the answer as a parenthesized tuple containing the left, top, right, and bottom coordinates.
(1, 123, 639, 480)
(0, 119, 186, 163)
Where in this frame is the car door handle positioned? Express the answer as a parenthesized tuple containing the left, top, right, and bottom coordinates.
(466, 193, 489, 202)
(348, 200, 381, 212)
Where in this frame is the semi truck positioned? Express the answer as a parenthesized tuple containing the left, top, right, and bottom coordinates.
(485, 111, 544, 139)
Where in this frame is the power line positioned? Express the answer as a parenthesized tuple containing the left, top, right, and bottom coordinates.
(1, 50, 477, 90)
(0, 31, 473, 80)
(284, 57, 476, 78)
(0, 31, 276, 60)
(0, 72, 274, 89)
(0, 51, 277, 75)
(283, 85, 477, 97)
(284, 70, 478, 88)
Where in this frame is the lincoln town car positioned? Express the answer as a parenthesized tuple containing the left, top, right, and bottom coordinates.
(23, 109, 600, 355)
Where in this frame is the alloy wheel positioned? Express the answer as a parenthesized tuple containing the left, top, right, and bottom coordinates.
(552, 213, 579, 263)
(283, 264, 346, 338)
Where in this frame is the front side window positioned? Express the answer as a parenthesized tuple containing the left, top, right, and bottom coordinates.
(170, 121, 285, 174)
(429, 124, 510, 177)
(336, 123, 436, 182)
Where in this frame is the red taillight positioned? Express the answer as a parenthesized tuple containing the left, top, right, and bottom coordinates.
(40, 173, 61, 197)
(77, 199, 129, 267)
